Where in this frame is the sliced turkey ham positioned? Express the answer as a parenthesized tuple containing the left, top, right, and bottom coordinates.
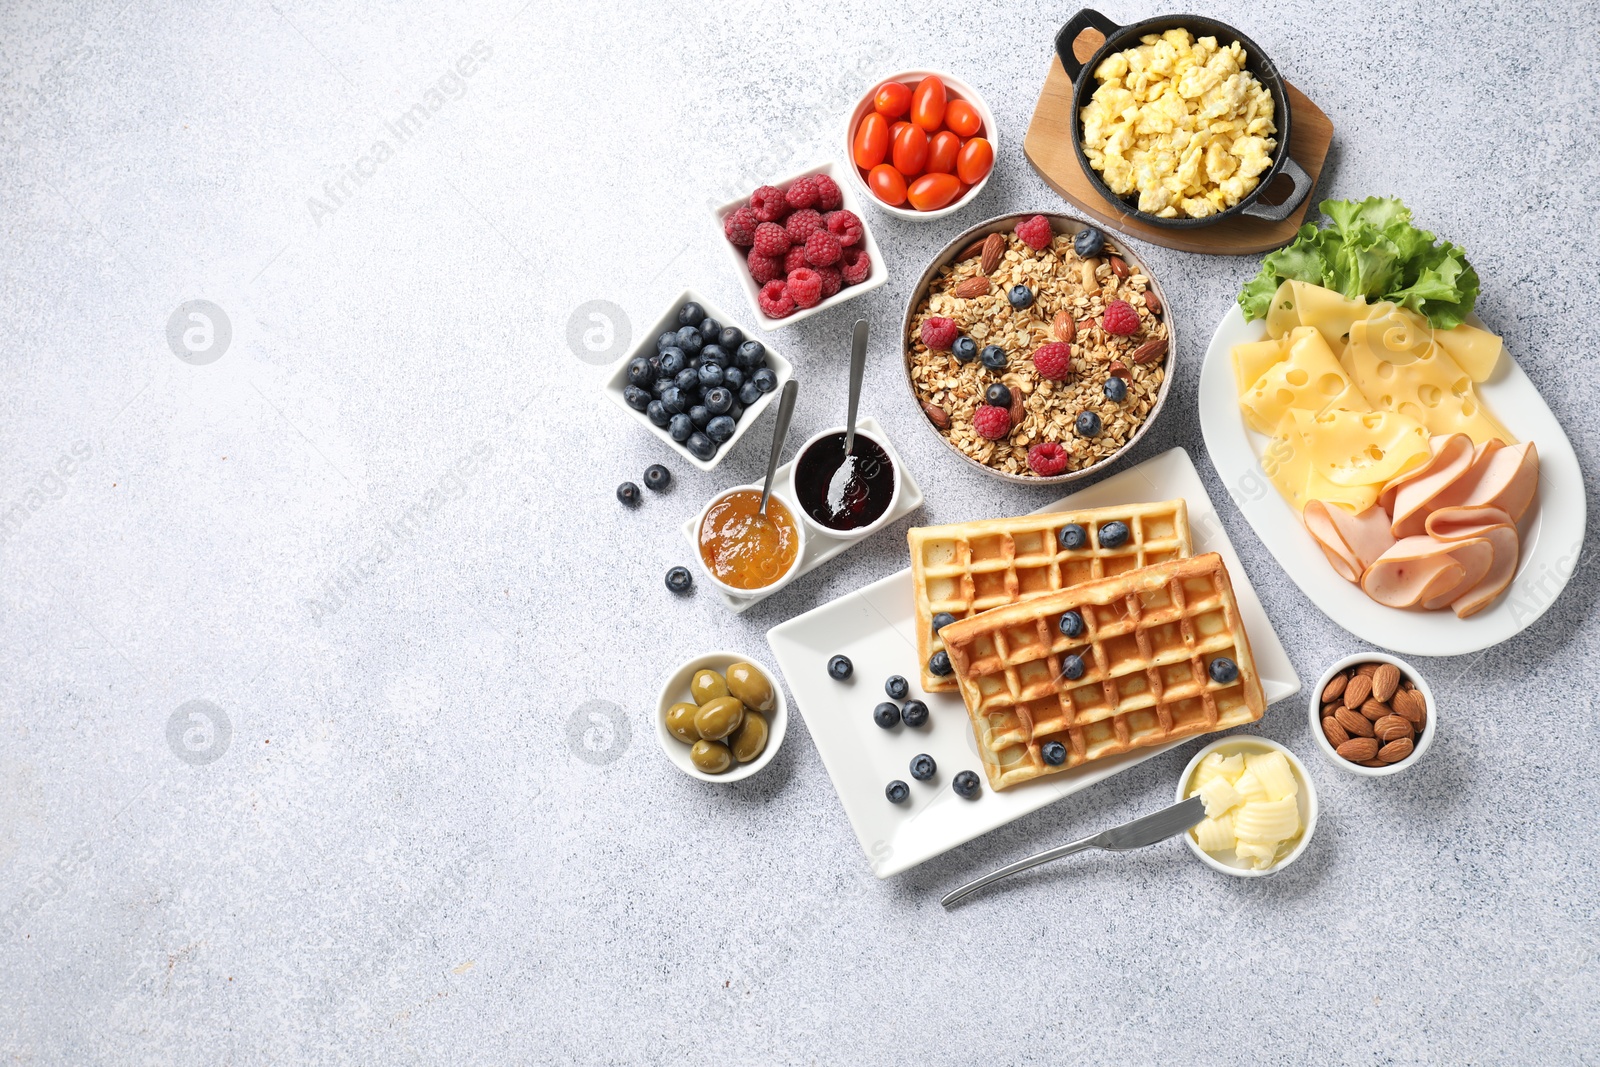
(1361, 545, 1466, 608)
(1425, 507, 1522, 618)
(1383, 434, 1476, 538)
(1304, 501, 1397, 581)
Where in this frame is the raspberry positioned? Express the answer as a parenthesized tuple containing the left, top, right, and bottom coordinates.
(749, 185, 788, 222)
(824, 209, 863, 247)
(785, 208, 825, 244)
(1102, 299, 1141, 336)
(783, 245, 809, 274)
(972, 405, 1011, 441)
(839, 245, 871, 285)
(747, 249, 783, 286)
(724, 205, 759, 247)
(920, 316, 959, 350)
(758, 279, 795, 318)
(1015, 214, 1053, 251)
(785, 177, 819, 211)
(813, 173, 843, 211)
(805, 230, 842, 267)
(1032, 342, 1073, 381)
(752, 221, 790, 257)
(786, 268, 824, 309)
(817, 266, 842, 299)
(1027, 442, 1070, 476)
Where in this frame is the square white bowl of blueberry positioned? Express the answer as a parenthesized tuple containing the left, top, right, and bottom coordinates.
(604, 290, 795, 472)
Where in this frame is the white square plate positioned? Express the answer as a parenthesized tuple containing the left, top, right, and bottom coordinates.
(1198, 304, 1585, 656)
(765, 447, 1300, 877)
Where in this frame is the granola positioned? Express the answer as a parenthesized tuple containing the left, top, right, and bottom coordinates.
(906, 228, 1170, 478)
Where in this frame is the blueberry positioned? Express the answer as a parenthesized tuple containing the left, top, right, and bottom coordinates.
(706, 415, 736, 443)
(980, 345, 1008, 371)
(1075, 411, 1102, 437)
(698, 363, 724, 389)
(1103, 376, 1128, 402)
(650, 377, 670, 398)
(1058, 610, 1084, 638)
(885, 675, 909, 701)
(657, 348, 686, 378)
(931, 612, 956, 634)
(1008, 285, 1034, 310)
(1041, 740, 1067, 766)
(1209, 657, 1240, 684)
(644, 464, 671, 492)
(701, 346, 729, 370)
(677, 302, 704, 327)
(616, 481, 640, 506)
(1097, 521, 1129, 549)
(674, 367, 700, 392)
(874, 702, 901, 729)
(985, 382, 1012, 408)
(952, 770, 981, 798)
(1058, 523, 1087, 550)
(689, 405, 711, 429)
(727, 401, 744, 422)
(646, 400, 669, 427)
(951, 336, 977, 363)
(685, 432, 717, 461)
(752, 367, 778, 392)
(668, 414, 693, 442)
(627, 356, 654, 388)
(929, 650, 952, 676)
(909, 753, 936, 781)
(718, 326, 744, 350)
(1074, 227, 1106, 259)
(901, 699, 928, 728)
(675, 326, 704, 355)
(1061, 653, 1085, 680)
(886, 780, 910, 804)
(656, 331, 678, 353)
(623, 385, 650, 411)
(704, 387, 732, 415)
(698, 318, 721, 342)
(723, 366, 745, 391)
(828, 654, 853, 680)
(739, 381, 762, 406)
(661, 387, 688, 415)
(665, 565, 693, 594)
(736, 340, 767, 370)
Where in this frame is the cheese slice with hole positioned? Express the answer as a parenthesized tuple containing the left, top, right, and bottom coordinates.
(1231, 338, 1289, 396)
(1301, 408, 1432, 487)
(1263, 411, 1380, 513)
(1240, 327, 1371, 434)
(1264, 280, 1379, 350)
(1343, 312, 1511, 445)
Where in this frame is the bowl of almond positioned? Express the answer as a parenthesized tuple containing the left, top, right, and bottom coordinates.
(1309, 653, 1435, 777)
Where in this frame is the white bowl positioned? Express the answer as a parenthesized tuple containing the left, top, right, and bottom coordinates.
(655, 651, 788, 783)
(691, 484, 808, 598)
(1307, 652, 1437, 777)
(788, 424, 903, 542)
(843, 69, 998, 222)
(1175, 736, 1319, 878)
(602, 289, 794, 472)
(711, 161, 889, 331)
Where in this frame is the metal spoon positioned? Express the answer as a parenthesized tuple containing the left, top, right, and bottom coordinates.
(825, 319, 870, 509)
(759, 378, 798, 516)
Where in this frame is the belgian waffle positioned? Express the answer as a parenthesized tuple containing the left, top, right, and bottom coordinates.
(939, 553, 1265, 790)
(908, 500, 1191, 692)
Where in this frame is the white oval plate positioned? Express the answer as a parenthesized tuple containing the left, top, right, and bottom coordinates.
(1198, 303, 1585, 657)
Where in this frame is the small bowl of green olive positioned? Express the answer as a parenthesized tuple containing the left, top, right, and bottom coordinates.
(655, 651, 788, 783)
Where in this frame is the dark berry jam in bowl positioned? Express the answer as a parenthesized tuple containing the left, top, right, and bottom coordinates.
(792, 426, 900, 538)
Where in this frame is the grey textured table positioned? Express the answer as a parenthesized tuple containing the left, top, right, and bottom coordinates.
(3, 1, 1597, 1063)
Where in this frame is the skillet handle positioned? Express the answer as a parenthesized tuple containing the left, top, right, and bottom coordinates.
(1055, 8, 1121, 82)
(1240, 155, 1313, 223)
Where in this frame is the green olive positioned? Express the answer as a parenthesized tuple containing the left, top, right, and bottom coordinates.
(690, 739, 732, 774)
(725, 662, 775, 712)
(694, 695, 744, 741)
(730, 711, 769, 763)
(664, 702, 700, 744)
(690, 669, 730, 705)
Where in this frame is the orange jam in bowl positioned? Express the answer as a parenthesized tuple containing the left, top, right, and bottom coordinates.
(697, 488, 804, 592)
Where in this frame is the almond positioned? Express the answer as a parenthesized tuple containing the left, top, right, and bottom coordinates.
(1142, 289, 1163, 316)
(1372, 663, 1401, 702)
(1109, 255, 1129, 279)
(1343, 674, 1373, 709)
(1378, 737, 1414, 763)
(1108, 360, 1131, 380)
(920, 401, 951, 430)
(1356, 663, 1379, 678)
(1077, 317, 1097, 336)
(1335, 707, 1374, 738)
(1374, 715, 1414, 742)
(980, 233, 1005, 274)
(955, 237, 987, 262)
(1337, 737, 1380, 762)
(1321, 674, 1348, 702)
(1322, 700, 1341, 719)
(1009, 390, 1026, 428)
(1132, 337, 1168, 364)
(1052, 310, 1077, 344)
(1322, 716, 1350, 748)
(1392, 688, 1425, 725)
(1359, 759, 1388, 767)
(954, 276, 990, 299)
(1361, 698, 1391, 722)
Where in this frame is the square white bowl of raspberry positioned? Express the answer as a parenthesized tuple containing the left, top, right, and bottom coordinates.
(713, 161, 889, 331)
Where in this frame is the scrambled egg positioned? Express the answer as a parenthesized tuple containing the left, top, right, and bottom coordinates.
(1079, 29, 1277, 219)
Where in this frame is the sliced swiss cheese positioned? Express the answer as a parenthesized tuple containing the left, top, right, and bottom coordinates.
(1262, 411, 1379, 514)
(1264, 280, 1378, 350)
(1231, 338, 1288, 396)
(1240, 327, 1370, 435)
(1343, 312, 1511, 445)
(1301, 408, 1431, 487)
(1433, 323, 1502, 383)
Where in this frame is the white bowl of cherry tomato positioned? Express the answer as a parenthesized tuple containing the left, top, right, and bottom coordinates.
(845, 70, 997, 220)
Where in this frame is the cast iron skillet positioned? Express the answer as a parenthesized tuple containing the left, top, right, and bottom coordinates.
(1057, 8, 1311, 228)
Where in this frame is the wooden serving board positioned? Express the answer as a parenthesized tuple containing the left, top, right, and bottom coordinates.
(1023, 28, 1334, 255)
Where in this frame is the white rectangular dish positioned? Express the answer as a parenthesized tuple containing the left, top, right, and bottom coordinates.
(765, 447, 1300, 877)
(1198, 303, 1584, 657)
(680, 416, 922, 612)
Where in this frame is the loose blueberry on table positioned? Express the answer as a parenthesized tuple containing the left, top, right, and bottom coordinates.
(885, 675, 909, 700)
(885, 780, 910, 805)
(900, 699, 928, 728)
(644, 464, 671, 492)
(665, 566, 693, 594)
(952, 770, 981, 799)
(617, 481, 640, 507)
(873, 701, 901, 729)
(827, 654, 853, 680)
(909, 753, 936, 781)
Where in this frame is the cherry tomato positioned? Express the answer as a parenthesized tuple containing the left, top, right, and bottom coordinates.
(873, 81, 912, 120)
(853, 112, 889, 170)
(910, 75, 946, 132)
(945, 98, 982, 138)
(956, 136, 994, 185)
(867, 163, 908, 206)
(926, 130, 961, 175)
(906, 172, 962, 212)
(892, 124, 928, 178)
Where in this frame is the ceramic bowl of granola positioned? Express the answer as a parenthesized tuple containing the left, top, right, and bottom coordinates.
(900, 212, 1174, 484)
